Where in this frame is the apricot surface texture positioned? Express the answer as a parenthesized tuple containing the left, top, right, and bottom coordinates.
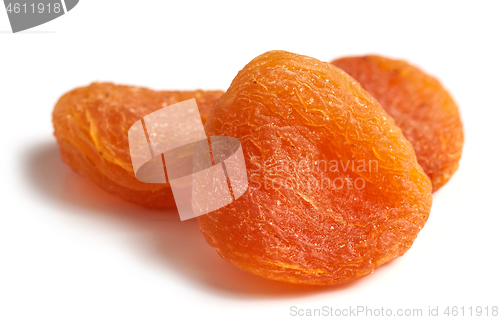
(332, 56, 464, 191)
(198, 51, 433, 286)
(52, 82, 223, 209)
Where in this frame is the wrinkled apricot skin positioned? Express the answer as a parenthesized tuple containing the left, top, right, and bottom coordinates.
(52, 83, 223, 209)
(198, 51, 433, 286)
(332, 56, 464, 191)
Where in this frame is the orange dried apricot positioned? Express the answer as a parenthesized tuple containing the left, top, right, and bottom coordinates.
(52, 82, 223, 209)
(198, 50, 433, 286)
(332, 56, 464, 191)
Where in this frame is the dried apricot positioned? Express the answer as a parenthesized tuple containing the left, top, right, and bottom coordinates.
(332, 55, 464, 191)
(198, 50, 433, 286)
(52, 82, 223, 209)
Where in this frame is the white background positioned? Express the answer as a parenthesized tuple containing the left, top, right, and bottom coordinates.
(1, 1, 499, 319)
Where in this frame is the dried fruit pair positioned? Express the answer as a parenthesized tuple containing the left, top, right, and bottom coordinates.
(332, 56, 464, 191)
(198, 50, 433, 286)
(53, 55, 462, 210)
(52, 82, 223, 209)
(52, 51, 461, 286)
